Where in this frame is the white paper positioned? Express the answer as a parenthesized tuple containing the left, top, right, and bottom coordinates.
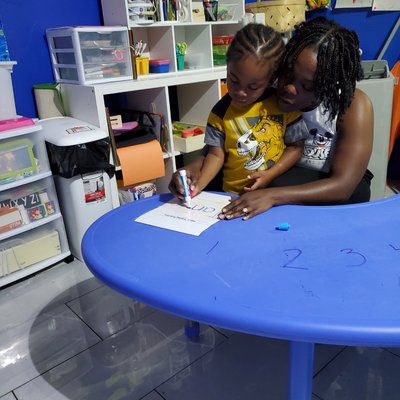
(372, 0, 400, 10)
(135, 192, 232, 236)
(335, 0, 372, 7)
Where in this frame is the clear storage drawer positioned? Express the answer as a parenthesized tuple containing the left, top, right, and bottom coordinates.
(46, 26, 133, 85)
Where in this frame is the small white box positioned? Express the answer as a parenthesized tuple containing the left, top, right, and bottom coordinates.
(46, 26, 133, 85)
(173, 134, 205, 153)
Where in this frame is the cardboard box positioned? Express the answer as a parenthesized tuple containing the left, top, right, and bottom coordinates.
(173, 134, 205, 153)
(0, 207, 23, 233)
(0, 230, 61, 276)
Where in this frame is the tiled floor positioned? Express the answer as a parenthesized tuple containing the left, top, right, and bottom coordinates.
(1, 259, 400, 400)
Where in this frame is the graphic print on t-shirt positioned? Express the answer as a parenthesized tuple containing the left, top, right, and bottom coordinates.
(302, 127, 334, 169)
(230, 114, 285, 171)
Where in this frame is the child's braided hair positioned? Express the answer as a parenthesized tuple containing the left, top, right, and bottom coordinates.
(227, 23, 285, 83)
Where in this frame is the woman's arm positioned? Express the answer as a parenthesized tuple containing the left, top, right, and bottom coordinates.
(244, 140, 304, 191)
(220, 89, 374, 220)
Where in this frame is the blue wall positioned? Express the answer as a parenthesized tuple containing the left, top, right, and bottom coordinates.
(0, 0, 102, 118)
(308, 4, 399, 66)
(0, 0, 399, 118)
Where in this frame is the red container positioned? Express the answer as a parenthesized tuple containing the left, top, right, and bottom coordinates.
(212, 35, 234, 46)
(149, 59, 170, 73)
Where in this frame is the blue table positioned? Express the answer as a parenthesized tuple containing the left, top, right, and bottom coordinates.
(82, 193, 400, 400)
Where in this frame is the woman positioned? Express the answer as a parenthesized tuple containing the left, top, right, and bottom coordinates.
(170, 17, 374, 220)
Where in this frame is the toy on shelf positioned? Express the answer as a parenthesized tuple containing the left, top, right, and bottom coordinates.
(172, 122, 205, 153)
(172, 122, 203, 138)
(0, 117, 35, 132)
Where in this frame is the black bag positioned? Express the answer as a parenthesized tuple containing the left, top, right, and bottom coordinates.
(111, 110, 158, 148)
(46, 138, 115, 179)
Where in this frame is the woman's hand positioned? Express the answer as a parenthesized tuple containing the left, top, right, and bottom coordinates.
(219, 189, 276, 220)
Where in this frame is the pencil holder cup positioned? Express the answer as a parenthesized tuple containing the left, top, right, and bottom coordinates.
(135, 56, 149, 75)
(176, 54, 185, 71)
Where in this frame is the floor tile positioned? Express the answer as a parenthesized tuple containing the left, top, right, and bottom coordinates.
(0, 304, 100, 397)
(142, 391, 165, 400)
(67, 285, 156, 339)
(0, 260, 100, 333)
(158, 334, 345, 400)
(313, 346, 400, 400)
(314, 344, 346, 373)
(14, 311, 226, 400)
(384, 346, 400, 357)
(0, 394, 16, 400)
(158, 333, 290, 400)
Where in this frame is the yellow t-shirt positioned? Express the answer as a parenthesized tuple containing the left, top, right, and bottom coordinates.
(205, 89, 307, 194)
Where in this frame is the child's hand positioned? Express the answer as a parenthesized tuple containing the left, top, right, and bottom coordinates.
(168, 168, 202, 201)
(243, 171, 273, 192)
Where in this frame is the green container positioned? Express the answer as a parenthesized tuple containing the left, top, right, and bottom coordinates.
(213, 53, 226, 66)
(177, 54, 185, 71)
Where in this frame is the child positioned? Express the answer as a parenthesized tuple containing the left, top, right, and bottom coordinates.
(194, 23, 308, 195)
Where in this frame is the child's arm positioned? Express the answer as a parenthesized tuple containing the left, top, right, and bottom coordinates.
(196, 145, 225, 193)
(244, 140, 304, 191)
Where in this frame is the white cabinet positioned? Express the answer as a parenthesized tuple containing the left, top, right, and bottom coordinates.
(0, 124, 70, 286)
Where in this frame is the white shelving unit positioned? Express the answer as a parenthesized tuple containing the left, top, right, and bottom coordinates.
(59, 1, 245, 208)
(101, 0, 244, 27)
(0, 124, 71, 287)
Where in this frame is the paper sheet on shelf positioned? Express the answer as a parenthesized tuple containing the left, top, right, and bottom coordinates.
(372, 0, 400, 10)
(116, 140, 165, 187)
(335, 0, 372, 7)
(135, 192, 232, 236)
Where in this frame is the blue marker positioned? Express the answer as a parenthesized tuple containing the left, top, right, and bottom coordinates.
(276, 222, 291, 231)
(179, 169, 192, 207)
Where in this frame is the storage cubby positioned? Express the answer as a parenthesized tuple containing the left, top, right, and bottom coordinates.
(0, 125, 51, 188)
(174, 25, 212, 70)
(0, 124, 70, 287)
(176, 80, 220, 124)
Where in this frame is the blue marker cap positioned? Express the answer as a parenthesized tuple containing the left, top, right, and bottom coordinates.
(276, 222, 291, 231)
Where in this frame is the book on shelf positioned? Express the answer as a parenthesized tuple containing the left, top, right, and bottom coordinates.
(0, 191, 43, 209)
(0, 207, 23, 233)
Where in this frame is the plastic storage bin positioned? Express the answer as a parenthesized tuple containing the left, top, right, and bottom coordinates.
(46, 26, 133, 85)
(149, 59, 170, 73)
(40, 117, 115, 262)
(212, 35, 233, 66)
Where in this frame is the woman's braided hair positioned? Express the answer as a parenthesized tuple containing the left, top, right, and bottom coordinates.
(227, 23, 285, 83)
(283, 17, 364, 121)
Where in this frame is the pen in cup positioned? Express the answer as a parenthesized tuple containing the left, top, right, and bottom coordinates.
(179, 169, 192, 207)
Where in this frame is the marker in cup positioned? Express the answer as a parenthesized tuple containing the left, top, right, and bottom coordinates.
(179, 169, 192, 207)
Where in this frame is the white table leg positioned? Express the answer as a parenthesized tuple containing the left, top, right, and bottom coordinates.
(288, 341, 315, 400)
